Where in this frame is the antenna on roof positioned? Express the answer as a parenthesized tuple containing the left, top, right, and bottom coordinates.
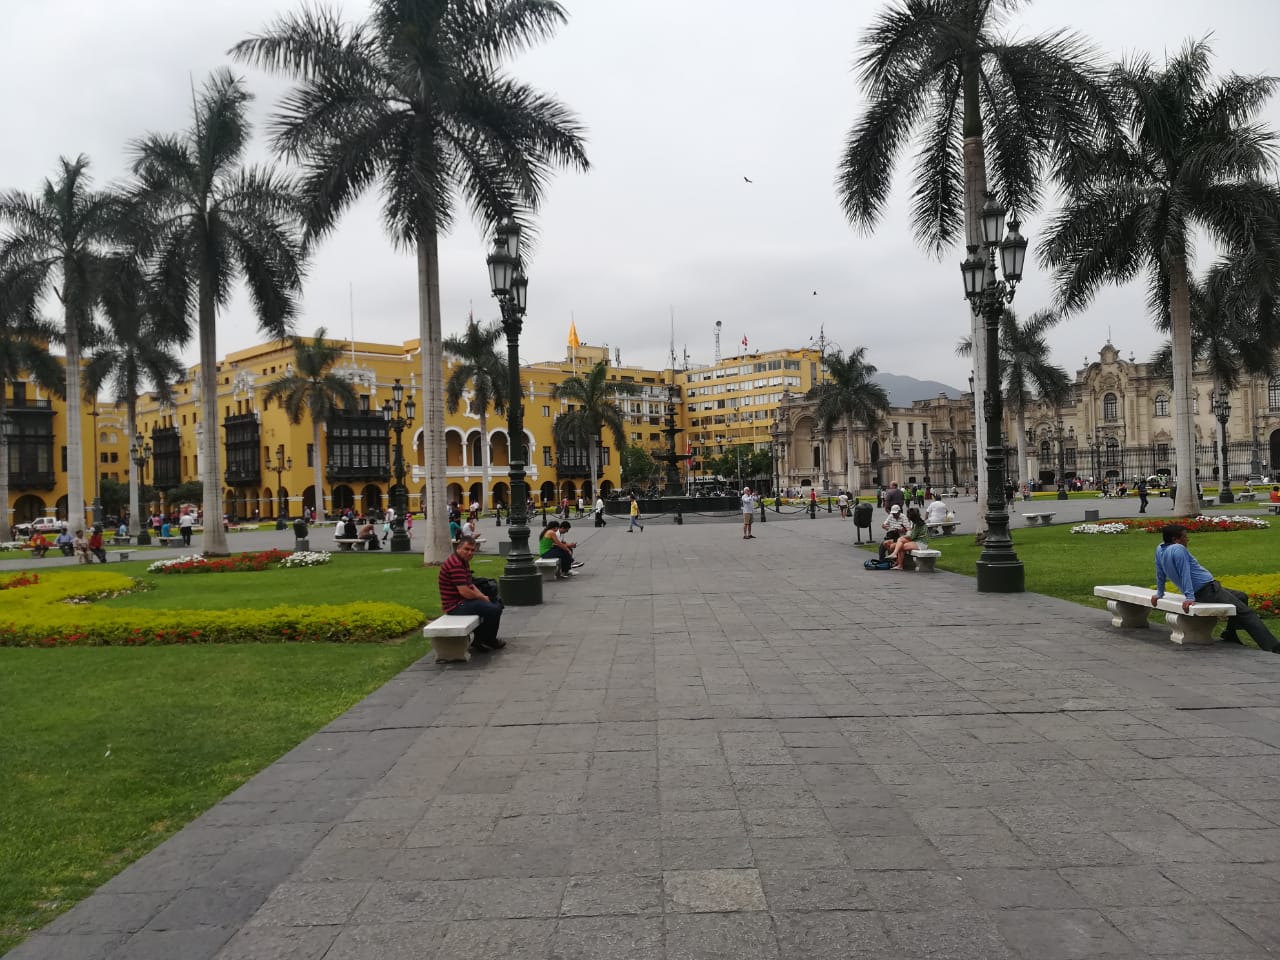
(714, 320, 722, 364)
(669, 307, 677, 370)
(349, 283, 356, 363)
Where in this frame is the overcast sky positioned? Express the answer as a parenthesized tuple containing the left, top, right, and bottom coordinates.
(3, 0, 1278, 392)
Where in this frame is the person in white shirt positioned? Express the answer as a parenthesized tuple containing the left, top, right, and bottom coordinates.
(925, 498, 949, 527)
(741, 487, 758, 539)
(593, 495, 606, 527)
(460, 518, 477, 540)
(178, 510, 195, 547)
(837, 491, 850, 519)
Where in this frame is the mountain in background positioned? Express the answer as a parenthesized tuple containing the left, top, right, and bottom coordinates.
(871, 373, 964, 408)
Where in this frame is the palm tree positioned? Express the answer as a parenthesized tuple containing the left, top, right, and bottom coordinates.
(551, 361, 638, 498)
(0, 155, 118, 529)
(231, 0, 590, 564)
(1, 261, 65, 530)
(83, 251, 186, 538)
(806, 347, 891, 495)
(957, 307, 1071, 485)
(836, 0, 1110, 528)
(444, 317, 509, 510)
(129, 70, 306, 554)
(1041, 39, 1280, 516)
(261, 329, 359, 521)
(1147, 258, 1280, 493)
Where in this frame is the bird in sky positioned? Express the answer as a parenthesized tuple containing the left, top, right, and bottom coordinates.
(743, 176, 753, 183)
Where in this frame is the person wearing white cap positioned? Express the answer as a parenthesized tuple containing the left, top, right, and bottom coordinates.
(879, 503, 908, 561)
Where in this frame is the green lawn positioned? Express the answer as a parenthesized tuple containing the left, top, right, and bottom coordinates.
(0, 550, 504, 952)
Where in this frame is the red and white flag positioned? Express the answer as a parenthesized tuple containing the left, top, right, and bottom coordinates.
(741, 334, 749, 351)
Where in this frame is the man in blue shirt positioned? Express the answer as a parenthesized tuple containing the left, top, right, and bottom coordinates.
(1151, 524, 1279, 652)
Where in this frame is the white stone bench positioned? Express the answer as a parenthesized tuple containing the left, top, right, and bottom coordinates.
(1023, 512, 1055, 526)
(1093, 584, 1236, 645)
(534, 557, 561, 582)
(422, 613, 481, 663)
(117, 551, 131, 562)
(1264, 502, 1280, 515)
(926, 522, 959, 537)
(1236, 492, 1257, 502)
(334, 538, 367, 551)
(110, 536, 131, 546)
(908, 548, 941, 572)
(156, 536, 179, 547)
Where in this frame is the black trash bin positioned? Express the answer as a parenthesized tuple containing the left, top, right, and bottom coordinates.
(852, 502, 874, 543)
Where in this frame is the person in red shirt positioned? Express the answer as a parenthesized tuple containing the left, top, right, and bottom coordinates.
(437, 536, 505, 652)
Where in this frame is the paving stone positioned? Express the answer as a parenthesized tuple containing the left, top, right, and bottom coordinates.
(558, 873, 661, 916)
(662, 868, 766, 913)
(212, 925, 338, 960)
(882, 908, 1016, 960)
(322, 921, 448, 960)
(843, 834, 948, 870)
(772, 910, 894, 959)
(1103, 904, 1261, 955)
(44, 891, 174, 936)
(664, 912, 779, 960)
(2, 934, 128, 960)
(456, 877, 566, 919)
(351, 880, 466, 922)
(662, 837, 755, 870)
(993, 908, 1131, 960)
(247, 881, 371, 927)
(547, 916, 664, 960)
(107, 927, 236, 960)
(758, 867, 873, 911)
(1158, 862, 1280, 902)
(862, 869, 981, 912)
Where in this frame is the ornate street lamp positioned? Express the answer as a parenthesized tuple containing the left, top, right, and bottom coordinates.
(891, 436, 902, 486)
(487, 216, 541, 605)
(1213, 394, 1234, 504)
(381, 378, 416, 551)
(920, 436, 932, 486)
(1056, 418, 1069, 500)
(936, 439, 952, 489)
(265, 444, 293, 526)
(960, 192, 1027, 593)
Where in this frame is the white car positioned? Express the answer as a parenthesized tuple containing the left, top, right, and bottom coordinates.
(22, 517, 67, 535)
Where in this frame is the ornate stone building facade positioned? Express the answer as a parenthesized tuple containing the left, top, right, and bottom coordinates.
(773, 342, 1280, 494)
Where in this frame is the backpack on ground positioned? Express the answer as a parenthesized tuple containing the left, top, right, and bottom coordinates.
(863, 558, 894, 570)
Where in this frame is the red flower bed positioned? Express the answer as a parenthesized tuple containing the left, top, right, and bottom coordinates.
(1120, 516, 1268, 534)
(151, 549, 290, 574)
(0, 572, 39, 590)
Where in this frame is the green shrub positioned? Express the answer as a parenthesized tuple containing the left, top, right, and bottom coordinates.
(0, 569, 423, 647)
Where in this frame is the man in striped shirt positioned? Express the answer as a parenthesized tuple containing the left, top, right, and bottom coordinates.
(438, 536, 505, 651)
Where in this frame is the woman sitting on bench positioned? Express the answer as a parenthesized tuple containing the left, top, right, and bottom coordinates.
(538, 522, 574, 578)
(358, 519, 381, 550)
(889, 506, 929, 571)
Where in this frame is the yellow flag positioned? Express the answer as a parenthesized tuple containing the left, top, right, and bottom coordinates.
(568, 320, 580, 350)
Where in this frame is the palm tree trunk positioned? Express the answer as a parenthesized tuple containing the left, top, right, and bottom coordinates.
(480, 410, 490, 510)
(127, 402, 141, 538)
(62, 291, 87, 532)
(312, 418, 325, 521)
(1169, 257, 1198, 516)
(844, 423, 856, 494)
(962, 46, 990, 535)
(198, 284, 229, 556)
(1015, 410, 1029, 489)
(418, 230, 450, 565)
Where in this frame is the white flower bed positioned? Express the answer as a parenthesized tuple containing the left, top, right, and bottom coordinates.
(146, 554, 207, 572)
(1204, 515, 1270, 528)
(279, 551, 332, 567)
(1070, 522, 1128, 535)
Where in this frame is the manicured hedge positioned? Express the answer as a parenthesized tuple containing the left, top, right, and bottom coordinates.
(0, 571, 424, 647)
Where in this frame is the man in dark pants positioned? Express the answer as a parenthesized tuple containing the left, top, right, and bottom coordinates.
(1137, 478, 1149, 514)
(438, 535, 506, 652)
(1152, 523, 1280, 651)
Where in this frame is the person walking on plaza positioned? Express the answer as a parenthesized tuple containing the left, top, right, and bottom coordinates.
(438, 535, 505, 652)
(627, 493, 644, 532)
(837, 491, 849, 519)
(593, 494, 606, 528)
(1152, 523, 1280, 652)
(1137, 477, 1149, 514)
(179, 509, 195, 547)
(741, 486, 758, 539)
(883, 481, 905, 514)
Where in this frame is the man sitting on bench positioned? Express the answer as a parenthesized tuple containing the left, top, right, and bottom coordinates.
(54, 529, 75, 556)
(438, 535, 505, 652)
(1152, 523, 1279, 652)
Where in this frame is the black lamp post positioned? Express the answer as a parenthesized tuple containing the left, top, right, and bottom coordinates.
(1, 414, 15, 534)
(920, 436, 932, 486)
(487, 216, 542, 605)
(960, 192, 1027, 593)
(130, 432, 152, 542)
(891, 436, 902, 485)
(937, 439, 951, 488)
(265, 444, 292, 526)
(1213, 394, 1234, 504)
(381, 378, 415, 552)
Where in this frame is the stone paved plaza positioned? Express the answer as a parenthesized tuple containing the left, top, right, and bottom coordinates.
(11, 504, 1280, 959)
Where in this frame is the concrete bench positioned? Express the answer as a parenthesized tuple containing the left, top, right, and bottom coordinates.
(1023, 512, 1055, 526)
(926, 522, 959, 537)
(1268, 503, 1280, 515)
(334, 539, 367, 551)
(1236, 492, 1257, 502)
(1093, 584, 1236, 645)
(156, 536, 179, 547)
(110, 536, 131, 546)
(907, 548, 941, 572)
(423, 613, 481, 663)
(117, 551, 130, 562)
(534, 557, 562, 582)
